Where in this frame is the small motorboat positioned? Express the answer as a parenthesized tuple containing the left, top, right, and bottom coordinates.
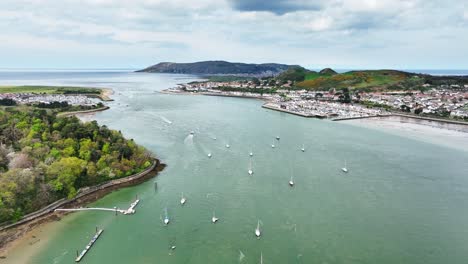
(276, 136, 280, 140)
(249, 152, 253, 157)
(271, 144, 275, 148)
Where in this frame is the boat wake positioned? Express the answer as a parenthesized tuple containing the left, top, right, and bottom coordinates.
(184, 134, 194, 145)
(52, 250, 68, 264)
(160, 116, 173, 124)
(239, 250, 245, 262)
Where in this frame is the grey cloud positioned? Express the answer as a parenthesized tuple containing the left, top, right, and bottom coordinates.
(230, 0, 322, 15)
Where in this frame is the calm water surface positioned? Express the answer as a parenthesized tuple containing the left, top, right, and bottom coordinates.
(2, 72, 468, 264)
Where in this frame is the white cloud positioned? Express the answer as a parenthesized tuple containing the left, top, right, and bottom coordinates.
(306, 16, 334, 31)
(0, 0, 466, 69)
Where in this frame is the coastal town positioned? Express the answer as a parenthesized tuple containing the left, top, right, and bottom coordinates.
(0, 93, 100, 106)
(165, 80, 468, 121)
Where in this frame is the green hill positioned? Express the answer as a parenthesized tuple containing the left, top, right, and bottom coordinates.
(298, 70, 417, 91)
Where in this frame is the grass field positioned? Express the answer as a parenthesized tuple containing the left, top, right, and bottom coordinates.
(0, 85, 101, 94)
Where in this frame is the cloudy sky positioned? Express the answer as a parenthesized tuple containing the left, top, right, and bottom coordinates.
(0, 0, 467, 69)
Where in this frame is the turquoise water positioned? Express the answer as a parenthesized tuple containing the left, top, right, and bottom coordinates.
(2, 72, 468, 263)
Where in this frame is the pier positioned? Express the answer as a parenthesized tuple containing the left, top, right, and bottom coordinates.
(55, 199, 140, 215)
(75, 228, 104, 262)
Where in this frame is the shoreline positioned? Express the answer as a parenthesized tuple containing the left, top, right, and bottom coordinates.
(56, 105, 110, 117)
(0, 159, 165, 257)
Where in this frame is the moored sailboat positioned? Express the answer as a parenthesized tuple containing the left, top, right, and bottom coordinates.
(180, 193, 186, 205)
(342, 160, 348, 173)
(212, 211, 219, 223)
(255, 220, 261, 238)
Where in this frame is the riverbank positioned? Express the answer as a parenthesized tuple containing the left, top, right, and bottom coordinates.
(0, 159, 165, 258)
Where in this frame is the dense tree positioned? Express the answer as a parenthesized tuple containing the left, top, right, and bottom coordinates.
(0, 108, 153, 223)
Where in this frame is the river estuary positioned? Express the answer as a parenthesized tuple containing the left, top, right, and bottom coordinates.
(2, 71, 468, 264)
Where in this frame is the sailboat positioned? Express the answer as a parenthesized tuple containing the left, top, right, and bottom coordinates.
(260, 252, 263, 264)
(208, 153, 212, 158)
(341, 160, 348, 173)
(289, 175, 294, 187)
(163, 208, 170, 225)
(271, 143, 275, 148)
(180, 193, 186, 205)
(248, 159, 253, 175)
(301, 144, 305, 152)
(226, 143, 230, 148)
(212, 211, 219, 223)
(249, 149, 253, 157)
(255, 220, 261, 237)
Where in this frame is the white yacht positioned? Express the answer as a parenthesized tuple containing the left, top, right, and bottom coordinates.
(248, 159, 253, 175)
(255, 220, 261, 237)
(164, 208, 170, 225)
(208, 153, 212, 158)
(342, 160, 348, 173)
(212, 211, 219, 223)
(180, 193, 186, 205)
(289, 176, 294, 187)
(271, 144, 275, 148)
(301, 144, 305, 152)
(226, 144, 230, 148)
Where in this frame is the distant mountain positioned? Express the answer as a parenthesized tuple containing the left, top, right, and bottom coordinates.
(136, 61, 299, 76)
(319, 68, 337, 75)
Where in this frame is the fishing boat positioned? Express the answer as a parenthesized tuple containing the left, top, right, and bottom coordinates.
(341, 160, 348, 173)
(212, 211, 219, 223)
(289, 176, 294, 187)
(255, 220, 261, 237)
(180, 193, 186, 205)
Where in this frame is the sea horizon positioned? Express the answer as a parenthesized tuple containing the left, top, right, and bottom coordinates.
(0, 68, 467, 76)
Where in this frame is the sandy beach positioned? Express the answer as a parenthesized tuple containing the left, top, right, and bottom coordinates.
(342, 115, 468, 152)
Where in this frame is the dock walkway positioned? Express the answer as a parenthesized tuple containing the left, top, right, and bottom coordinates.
(75, 229, 104, 262)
